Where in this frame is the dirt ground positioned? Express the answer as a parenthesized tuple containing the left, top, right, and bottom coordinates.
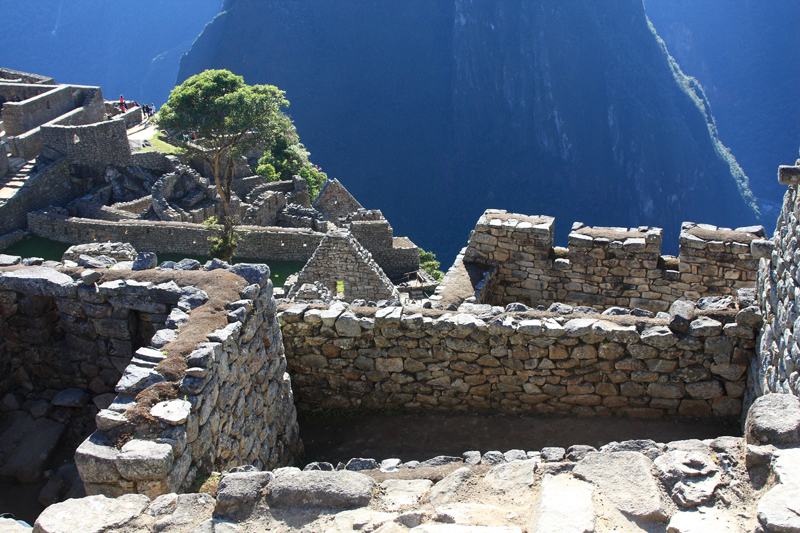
(298, 411, 739, 465)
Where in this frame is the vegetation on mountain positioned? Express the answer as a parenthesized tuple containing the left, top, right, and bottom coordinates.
(255, 120, 327, 200)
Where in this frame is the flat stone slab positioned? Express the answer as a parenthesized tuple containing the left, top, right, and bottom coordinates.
(0, 267, 77, 297)
(746, 394, 800, 446)
(329, 509, 397, 533)
(51, 387, 88, 408)
(268, 470, 376, 508)
(433, 503, 517, 527)
(482, 460, 537, 494)
(654, 451, 717, 486)
(573, 452, 669, 522)
(380, 479, 433, 511)
(33, 494, 150, 533)
(667, 508, 741, 533)
(773, 448, 800, 485)
(530, 474, 595, 533)
(757, 484, 800, 533)
(428, 468, 474, 506)
(150, 399, 191, 425)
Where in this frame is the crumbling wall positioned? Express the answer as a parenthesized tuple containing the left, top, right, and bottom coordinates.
(280, 301, 759, 418)
(753, 164, 800, 401)
(243, 191, 285, 226)
(457, 210, 762, 312)
(29, 210, 324, 262)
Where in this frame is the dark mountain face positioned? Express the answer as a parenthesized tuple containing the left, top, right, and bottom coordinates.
(645, 0, 800, 228)
(0, 0, 222, 106)
(184, 0, 758, 264)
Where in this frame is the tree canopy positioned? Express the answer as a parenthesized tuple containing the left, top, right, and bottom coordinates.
(157, 69, 289, 217)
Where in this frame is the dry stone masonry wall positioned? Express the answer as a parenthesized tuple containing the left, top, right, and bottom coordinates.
(753, 163, 800, 399)
(0, 262, 302, 499)
(460, 210, 763, 313)
(279, 299, 760, 418)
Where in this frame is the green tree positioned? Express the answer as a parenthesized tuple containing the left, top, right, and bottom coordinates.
(157, 69, 289, 259)
(255, 116, 327, 199)
(419, 248, 444, 282)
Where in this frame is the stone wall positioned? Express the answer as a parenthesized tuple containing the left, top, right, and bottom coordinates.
(280, 301, 759, 418)
(29, 210, 324, 262)
(243, 191, 286, 227)
(2, 86, 75, 136)
(72, 265, 301, 499)
(39, 119, 132, 167)
(0, 160, 106, 236)
(287, 229, 398, 303)
(459, 210, 763, 313)
(0, 82, 56, 104)
(313, 178, 363, 224)
(348, 211, 420, 278)
(0, 68, 54, 85)
(0, 230, 24, 252)
(130, 151, 175, 175)
(753, 164, 800, 400)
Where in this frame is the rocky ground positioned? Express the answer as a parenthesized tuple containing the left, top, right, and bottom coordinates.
(12, 393, 800, 533)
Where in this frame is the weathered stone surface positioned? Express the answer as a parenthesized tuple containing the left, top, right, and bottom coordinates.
(0, 517, 32, 532)
(672, 473, 722, 508)
(116, 365, 165, 393)
(541, 447, 566, 462)
(483, 460, 537, 494)
(329, 509, 397, 533)
(75, 431, 120, 484)
(346, 457, 378, 471)
(0, 267, 77, 297)
(654, 451, 717, 487)
(150, 400, 191, 426)
(530, 474, 595, 533)
(667, 508, 739, 533)
(147, 492, 215, 532)
(190, 519, 240, 533)
(116, 440, 174, 481)
(380, 479, 433, 511)
(132, 252, 158, 271)
(773, 449, 800, 486)
(481, 451, 506, 466)
(600, 439, 661, 460)
(428, 468, 475, 505)
(51, 387, 88, 407)
(745, 394, 800, 446)
(641, 326, 679, 349)
(573, 452, 669, 522)
(229, 263, 270, 287)
(215, 471, 274, 516)
(433, 503, 516, 527)
(0, 411, 65, 483)
(757, 484, 800, 533)
(268, 470, 376, 508)
(33, 494, 150, 533)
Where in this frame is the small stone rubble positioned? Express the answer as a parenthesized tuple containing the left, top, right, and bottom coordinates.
(25, 395, 800, 533)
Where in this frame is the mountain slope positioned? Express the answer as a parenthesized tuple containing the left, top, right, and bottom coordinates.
(645, 0, 800, 224)
(180, 0, 758, 263)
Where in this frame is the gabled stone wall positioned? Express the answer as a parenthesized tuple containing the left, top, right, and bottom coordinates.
(287, 228, 398, 303)
(313, 178, 363, 224)
(460, 210, 762, 312)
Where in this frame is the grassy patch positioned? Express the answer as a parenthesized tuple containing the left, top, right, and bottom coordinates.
(140, 131, 186, 155)
(191, 471, 222, 496)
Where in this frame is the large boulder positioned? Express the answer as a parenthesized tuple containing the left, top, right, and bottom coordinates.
(745, 394, 800, 446)
(215, 471, 274, 517)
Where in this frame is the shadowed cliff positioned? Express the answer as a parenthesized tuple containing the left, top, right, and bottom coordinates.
(179, 0, 759, 263)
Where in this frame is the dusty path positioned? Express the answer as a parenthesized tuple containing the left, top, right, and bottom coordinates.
(299, 412, 736, 464)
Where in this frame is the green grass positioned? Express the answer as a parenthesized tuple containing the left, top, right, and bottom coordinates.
(140, 131, 186, 155)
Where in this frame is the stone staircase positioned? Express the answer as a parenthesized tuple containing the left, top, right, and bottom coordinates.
(0, 155, 36, 200)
